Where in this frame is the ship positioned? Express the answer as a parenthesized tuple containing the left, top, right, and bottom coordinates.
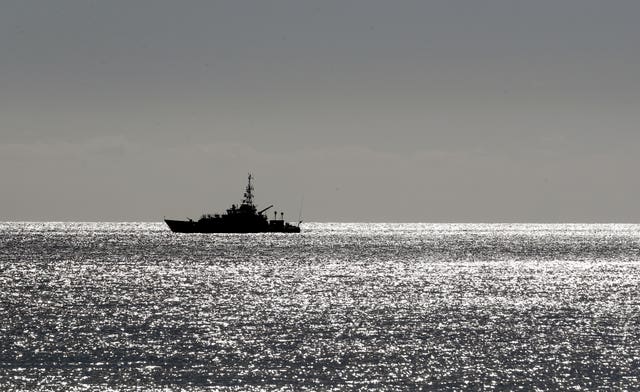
(164, 174, 301, 233)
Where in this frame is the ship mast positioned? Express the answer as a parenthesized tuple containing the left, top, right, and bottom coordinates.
(242, 173, 254, 206)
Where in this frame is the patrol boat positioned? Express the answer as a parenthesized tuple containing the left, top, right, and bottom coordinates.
(164, 174, 301, 233)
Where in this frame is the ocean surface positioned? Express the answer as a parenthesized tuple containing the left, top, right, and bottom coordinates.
(1, 222, 640, 391)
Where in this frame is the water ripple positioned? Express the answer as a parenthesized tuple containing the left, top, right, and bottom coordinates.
(1, 223, 640, 390)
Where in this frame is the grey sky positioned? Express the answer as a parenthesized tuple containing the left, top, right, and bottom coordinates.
(1, 1, 639, 221)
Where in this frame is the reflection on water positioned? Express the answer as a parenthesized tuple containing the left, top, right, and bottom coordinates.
(1, 223, 640, 390)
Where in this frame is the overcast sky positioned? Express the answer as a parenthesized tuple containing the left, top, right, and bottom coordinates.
(1, 1, 639, 222)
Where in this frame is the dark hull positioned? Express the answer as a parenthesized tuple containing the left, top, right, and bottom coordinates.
(164, 219, 301, 233)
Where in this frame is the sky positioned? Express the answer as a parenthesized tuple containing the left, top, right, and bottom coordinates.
(1, 1, 639, 222)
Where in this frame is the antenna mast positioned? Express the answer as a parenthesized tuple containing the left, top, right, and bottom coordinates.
(242, 173, 254, 206)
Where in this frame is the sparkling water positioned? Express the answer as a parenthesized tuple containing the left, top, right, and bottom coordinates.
(2, 223, 640, 390)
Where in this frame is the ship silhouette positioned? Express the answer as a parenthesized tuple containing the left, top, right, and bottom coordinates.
(164, 174, 301, 233)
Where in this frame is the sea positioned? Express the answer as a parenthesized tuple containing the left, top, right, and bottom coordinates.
(1, 222, 640, 391)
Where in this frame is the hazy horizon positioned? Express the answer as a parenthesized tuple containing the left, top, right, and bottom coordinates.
(2, 1, 639, 222)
